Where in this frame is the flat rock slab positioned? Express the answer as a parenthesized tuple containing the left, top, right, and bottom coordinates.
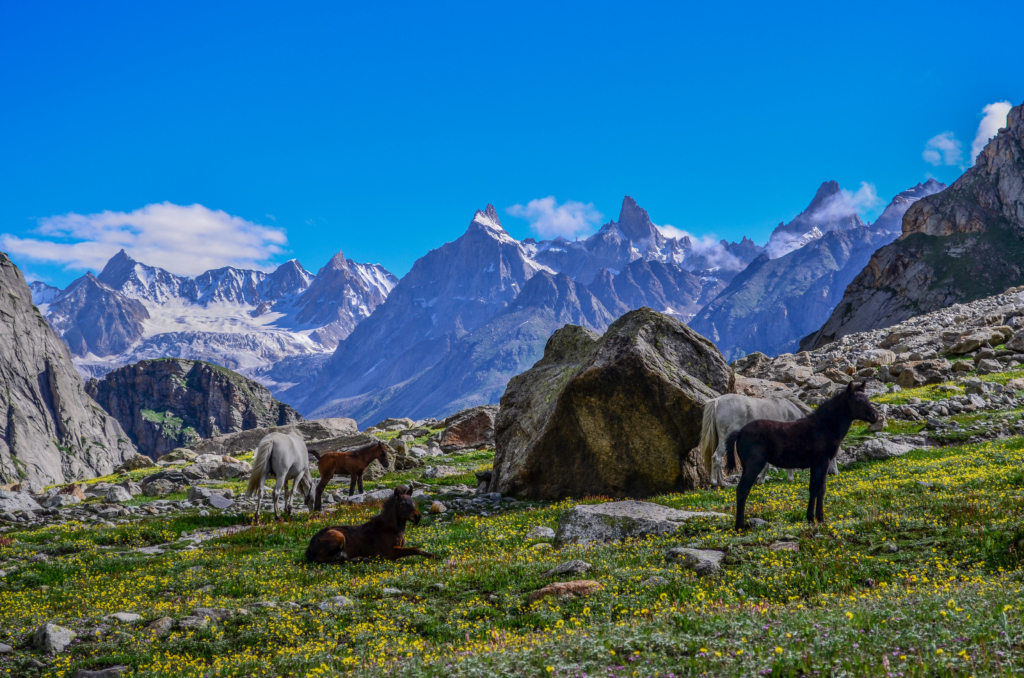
(207, 494, 235, 510)
(106, 612, 141, 623)
(527, 580, 604, 603)
(554, 501, 728, 547)
(318, 596, 354, 611)
(33, 623, 75, 653)
(542, 559, 592, 577)
(665, 547, 725, 575)
(73, 666, 128, 678)
(0, 643, 12, 653)
(769, 542, 799, 552)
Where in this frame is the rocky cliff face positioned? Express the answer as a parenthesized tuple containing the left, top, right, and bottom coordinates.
(0, 252, 136, 488)
(692, 181, 945, 360)
(804, 101, 1024, 350)
(86, 359, 302, 458)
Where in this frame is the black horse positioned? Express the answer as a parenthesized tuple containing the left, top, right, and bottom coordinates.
(725, 381, 879, 530)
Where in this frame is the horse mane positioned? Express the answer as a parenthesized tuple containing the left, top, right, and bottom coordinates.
(806, 386, 850, 423)
(376, 486, 410, 524)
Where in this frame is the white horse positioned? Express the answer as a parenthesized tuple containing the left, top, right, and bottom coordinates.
(700, 393, 838, 487)
(245, 432, 317, 522)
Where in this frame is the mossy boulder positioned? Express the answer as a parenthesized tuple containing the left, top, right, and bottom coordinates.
(490, 308, 734, 499)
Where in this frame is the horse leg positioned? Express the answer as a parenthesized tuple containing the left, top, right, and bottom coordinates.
(254, 482, 264, 524)
(813, 462, 829, 523)
(315, 471, 332, 512)
(357, 471, 364, 495)
(283, 476, 295, 518)
(348, 474, 357, 496)
(391, 546, 438, 560)
(806, 465, 820, 524)
(712, 440, 727, 488)
(735, 454, 766, 530)
(271, 479, 281, 521)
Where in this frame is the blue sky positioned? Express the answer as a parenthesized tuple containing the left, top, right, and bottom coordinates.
(2, 1, 1022, 287)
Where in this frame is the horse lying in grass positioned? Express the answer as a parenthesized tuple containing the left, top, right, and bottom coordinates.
(305, 486, 438, 564)
(725, 381, 879, 530)
(308, 439, 390, 510)
(245, 432, 317, 522)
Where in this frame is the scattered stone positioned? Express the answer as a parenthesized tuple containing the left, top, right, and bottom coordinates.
(886, 543, 900, 553)
(187, 486, 212, 502)
(145, 617, 174, 637)
(532, 542, 553, 551)
(73, 666, 128, 678)
(115, 454, 157, 472)
(665, 548, 725, 576)
(527, 580, 604, 603)
(526, 526, 556, 539)
(32, 623, 75, 653)
(542, 560, 592, 577)
(422, 466, 461, 479)
(382, 587, 403, 595)
(0, 643, 12, 653)
(142, 479, 178, 497)
(429, 583, 445, 590)
(642, 576, 669, 587)
(745, 517, 768, 528)
(439, 406, 499, 451)
(769, 542, 800, 552)
(429, 501, 446, 514)
(976, 359, 1003, 375)
(207, 493, 235, 510)
(106, 612, 142, 623)
(0, 490, 43, 513)
(103, 486, 133, 504)
(177, 616, 208, 630)
(553, 501, 728, 547)
(857, 438, 916, 460)
(318, 595, 354, 611)
(42, 493, 81, 508)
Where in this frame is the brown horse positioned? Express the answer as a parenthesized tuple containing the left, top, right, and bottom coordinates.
(305, 486, 437, 564)
(309, 439, 390, 510)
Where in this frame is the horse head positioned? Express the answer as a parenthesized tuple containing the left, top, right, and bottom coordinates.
(377, 441, 391, 469)
(846, 381, 879, 424)
(391, 485, 421, 525)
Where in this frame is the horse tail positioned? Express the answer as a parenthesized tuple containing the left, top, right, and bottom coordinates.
(246, 437, 274, 497)
(307, 449, 321, 461)
(699, 398, 719, 474)
(724, 431, 741, 475)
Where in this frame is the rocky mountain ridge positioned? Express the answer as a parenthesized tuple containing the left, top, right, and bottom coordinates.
(85, 358, 302, 458)
(803, 99, 1024, 349)
(32, 249, 398, 389)
(0, 251, 137, 489)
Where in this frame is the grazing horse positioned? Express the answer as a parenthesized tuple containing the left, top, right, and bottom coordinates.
(309, 439, 390, 510)
(725, 382, 878, 530)
(245, 432, 317, 522)
(305, 485, 438, 563)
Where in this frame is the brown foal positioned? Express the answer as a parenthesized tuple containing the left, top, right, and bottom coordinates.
(310, 439, 390, 510)
(305, 485, 437, 563)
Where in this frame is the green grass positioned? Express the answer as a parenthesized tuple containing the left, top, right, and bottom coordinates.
(3, 434, 1024, 677)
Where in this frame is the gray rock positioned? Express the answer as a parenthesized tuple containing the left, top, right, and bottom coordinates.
(492, 311, 732, 499)
(422, 465, 460, 479)
(665, 548, 725, 576)
(0, 490, 43, 513)
(145, 617, 174, 637)
(526, 526, 556, 539)
(542, 560, 592, 577)
(106, 612, 141, 623)
(207, 493, 235, 510)
(553, 501, 728, 547)
(193, 607, 233, 623)
(73, 666, 129, 678)
(177, 615, 208, 630)
(382, 587, 403, 595)
(746, 517, 769, 528)
(103, 486, 133, 504)
(429, 501, 446, 514)
(318, 595, 354, 611)
(0, 643, 12, 653)
(42, 493, 81, 508)
(856, 438, 916, 460)
(32, 623, 75, 653)
(642, 576, 670, 587)
(143, 478, 178, 497)
(976, 359, 1003, 375)
(187, 486, 212, 502)
(439, 406, 499, 451)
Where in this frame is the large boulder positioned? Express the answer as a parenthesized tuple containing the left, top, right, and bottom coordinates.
(895, 360, 951, 388)
(190, 418, 358, 457)
(553, 500, 728, 547)
(0, 490, 42, 513)
(491, 309, 734, 500)
(439, 406, 498, 451)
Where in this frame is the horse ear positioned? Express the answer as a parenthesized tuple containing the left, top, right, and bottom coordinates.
(853, 381, 866, 392)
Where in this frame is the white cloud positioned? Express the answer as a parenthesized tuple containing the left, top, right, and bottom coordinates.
(507, 197, 603, 240)
(0, 202, 288, 276)
(971, 101, 1012, 162)
(922, 131, 963, 167)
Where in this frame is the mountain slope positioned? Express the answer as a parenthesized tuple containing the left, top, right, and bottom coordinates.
(34, 249, 396, 387)
(0, 252, 136, 488)
(803, 100, 1024, 349)
(690, 180, 944, 360)
(763, 181, 867, 258)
